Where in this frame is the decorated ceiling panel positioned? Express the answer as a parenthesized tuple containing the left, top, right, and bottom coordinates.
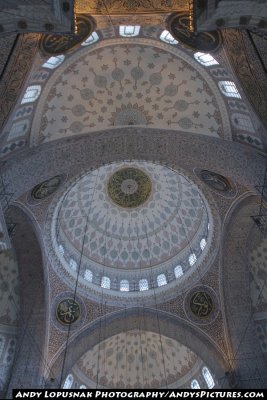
(31, 39, 231, 145)
(73, 330, 198, 388)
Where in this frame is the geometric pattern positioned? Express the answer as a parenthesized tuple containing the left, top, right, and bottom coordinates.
(75, 330, 198, 388)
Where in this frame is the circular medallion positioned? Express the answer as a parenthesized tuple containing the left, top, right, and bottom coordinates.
(168, 13, 222, 53)
(190, 291, 213, 318)
(107, 167, 152, 208)
(40, 14, 95, 55)
(56, 298, 80, 325)
(31, 175, 63, 200)
(184, 286, 219, 325)
(200, 170, 232, 192)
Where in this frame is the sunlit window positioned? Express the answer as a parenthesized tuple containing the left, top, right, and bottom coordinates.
(200, 238, 207, 251)
(58, 245, 64, 256)
(80, 385, 86, 389)
(120, 280, 129, 291)
(189, 253, 197, 266)
(174, 265, 183, 279)
(70, 259, 77, 271)
(42, 55, 65, 69)
(160, 30, 178, 44)
(157, 273, 167, 287)
(191, 379, 200, 389)
(218, 81, 241, 98)
(84, 269, 93, 282)
(202, 367, 215, 388)
(0, 335, 5, 358)
(21, 85, 41, 104)
(101, 276, 110, 289)
(119, 25, 140, 37)
(139, 278, 149, 291)
(194, 52, 218, 66)
(81, 31, 99, 46)
(63, 374, 73, 389)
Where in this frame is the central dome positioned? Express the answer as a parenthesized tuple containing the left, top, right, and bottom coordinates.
(48, 161, 212, 298)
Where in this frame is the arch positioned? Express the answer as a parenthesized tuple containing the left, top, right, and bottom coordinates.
(5, 205, 47, 395)
(46, 308, 229, 388)
(222, 195, 267, 388)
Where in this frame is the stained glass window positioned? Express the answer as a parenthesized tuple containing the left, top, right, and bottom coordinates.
(42, 55, 65, 69)
(139, 279, 149, 291)
(120, 280, 129, 291)
(63, 374, 73, 389)
(157, 273, 167, 287)
(119, 26, 140, 37)
(174, 265, 183, 278)
(160, 30, 178, 44)
(21, 85, 41, 104)
(101, 276, 110, 289)
(218, 81, 241, 98)
(84, 269, 93, 282)
(189, 253, 197, 266)
(194, 52, 218, 66)
(203, 367, 215, 388)
(200, 238, 207, 250)
(81, 32, 99, 46)
(191, 379, 200, 389)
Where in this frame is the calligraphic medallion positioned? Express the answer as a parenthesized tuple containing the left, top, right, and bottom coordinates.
(200, 170, 232, 192)
(56, 298, 80, 325)
(107, 167, 152, 208)
(190, 291, 213, 318)
(40, 14, 95, 56)
(168, 13, 222, 53)
(184, 286, 219, 324)
(31, 175, 63, 200)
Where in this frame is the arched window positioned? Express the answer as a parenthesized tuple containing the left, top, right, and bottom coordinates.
(0, 335, 5, 358)
(231, 113, 255, 133)
(42, 55, 65, 69)
(80, 385, 86, 389)
(119, 25, 140, 37)
(139, 278, 149, 291)
(157, 273, 167, 287)
(200, 238, 207, 251)
(120, 279, 129, 291)
(189, 253, 197, 266)
(101, 276, 110, 289)
(21, 85, 41, 104)
(191, 379, 200, 389)
(194, 52, 218, 66)
(63, 374, 73, 389)
(81, 31, 99, 46)
(84, 269, 93, 282)
(218, 81, 241, 98)
(70, 259, 77, 271)
(160, 30, 178, 44)
(202, 367, 215, 388)
(174, 265, 183, 279)
(58, 245, 64, 256)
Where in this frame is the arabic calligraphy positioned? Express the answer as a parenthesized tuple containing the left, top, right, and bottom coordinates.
(31, 175, 63, 200)
(168, 13, 222, 53)
(56, 298, 80, 325)
(190, 291, 213, 318)
(201, 170, 232, 192)
(40, 14, 95, 55)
